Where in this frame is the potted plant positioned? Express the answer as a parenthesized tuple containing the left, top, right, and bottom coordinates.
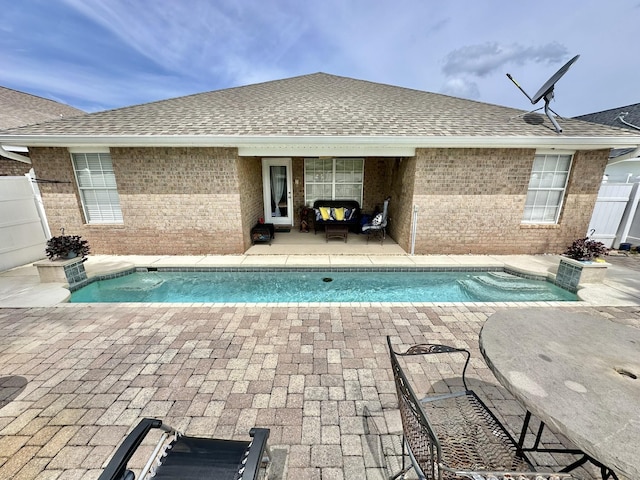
(563, 237, 608, 262)
(557, 236, 609, 290)
(45, 228, 90, 261)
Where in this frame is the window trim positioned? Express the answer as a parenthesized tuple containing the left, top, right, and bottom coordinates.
(304, 157, 364, 206)
(70, 150, 124, 225)
(521, 151, 573, 225)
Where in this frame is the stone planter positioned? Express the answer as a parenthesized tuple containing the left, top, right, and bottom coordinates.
(556, 257, 609, 291)
(34, 256, 87, 287)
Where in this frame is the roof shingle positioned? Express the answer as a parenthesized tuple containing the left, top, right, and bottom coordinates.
(0, 86, 85, 130)
(1, 73, 638, 140)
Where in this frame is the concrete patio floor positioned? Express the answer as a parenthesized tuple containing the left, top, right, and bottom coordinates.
(0, 251, 639, 479)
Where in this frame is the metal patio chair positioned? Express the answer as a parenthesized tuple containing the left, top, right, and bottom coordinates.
(386, 336, 573, 480)
(98, 418, 270, 480)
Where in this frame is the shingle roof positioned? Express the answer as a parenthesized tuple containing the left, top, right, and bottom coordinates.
(574, 103, 640, 132)
(0, 86, 85, 130)
(1, 73, 639, 143)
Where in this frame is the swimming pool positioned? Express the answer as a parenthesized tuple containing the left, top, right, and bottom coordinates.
(69, 268, 577, 303)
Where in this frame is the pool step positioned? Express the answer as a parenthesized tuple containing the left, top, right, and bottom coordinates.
(474, 274, 546, 291)
(457, 275, 547, 299)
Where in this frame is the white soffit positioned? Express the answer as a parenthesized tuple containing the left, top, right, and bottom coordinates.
(238, 143, 416, 157)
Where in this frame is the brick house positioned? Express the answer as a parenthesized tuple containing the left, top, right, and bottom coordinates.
(1, 73, 639, 255)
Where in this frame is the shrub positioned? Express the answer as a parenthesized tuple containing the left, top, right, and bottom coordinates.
(564, 237, 608, 261)
(45, 231, 90, 260)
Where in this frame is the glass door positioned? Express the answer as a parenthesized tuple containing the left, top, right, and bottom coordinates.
(262, 158, 293, 227)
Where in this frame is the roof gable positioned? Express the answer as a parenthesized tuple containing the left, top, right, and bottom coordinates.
(1, 73, 639, 148)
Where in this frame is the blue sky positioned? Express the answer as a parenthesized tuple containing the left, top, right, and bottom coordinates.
(2, 1, 639, 116)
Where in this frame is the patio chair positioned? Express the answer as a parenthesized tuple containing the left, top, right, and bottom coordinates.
(386, 336, 573, 480)
(362, 196, 390, 244)
(98, 418, 270, 480)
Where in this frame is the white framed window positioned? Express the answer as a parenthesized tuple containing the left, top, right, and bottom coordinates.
(304, 158, 364, 205)
(71, 151, 123, 224)
(522, 152, 572, 224)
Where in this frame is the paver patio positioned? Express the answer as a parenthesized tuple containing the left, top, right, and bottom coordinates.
(0, 303, 638, 479)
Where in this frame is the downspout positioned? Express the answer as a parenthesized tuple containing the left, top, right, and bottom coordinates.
(410, 205, 418, 255)
(0, 144, 31, 164)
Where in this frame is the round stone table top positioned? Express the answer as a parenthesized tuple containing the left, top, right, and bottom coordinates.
(479, 308, 640, 479)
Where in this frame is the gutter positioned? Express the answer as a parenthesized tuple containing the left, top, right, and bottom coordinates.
(0, 144, 31, 164)
(608, 147, 640, 165)
(0, 134, 638, 152)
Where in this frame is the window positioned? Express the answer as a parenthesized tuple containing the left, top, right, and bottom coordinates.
(522, 153, 572, 224)
(304, 158, 364, 205)
(71, 152, 123, 224)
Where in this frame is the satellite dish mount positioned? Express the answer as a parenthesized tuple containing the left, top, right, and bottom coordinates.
(507, 54, 580, 133)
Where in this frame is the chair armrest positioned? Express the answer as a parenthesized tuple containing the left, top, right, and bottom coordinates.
(241, 428, 271, 480)
(98, 418, 163, 480)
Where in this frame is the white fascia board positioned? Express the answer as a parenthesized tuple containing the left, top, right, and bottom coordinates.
(1, 134, 639, 153)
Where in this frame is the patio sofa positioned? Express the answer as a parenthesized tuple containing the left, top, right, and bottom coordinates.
(312, 199, 361, 234)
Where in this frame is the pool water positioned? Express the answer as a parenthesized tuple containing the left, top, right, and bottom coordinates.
(69, 270, 577, 303)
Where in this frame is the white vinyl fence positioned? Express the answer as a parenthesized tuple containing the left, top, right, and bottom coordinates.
(616, 183, 640, 247)
(0, 175, 49, 271)
(587, 183, 635, 248)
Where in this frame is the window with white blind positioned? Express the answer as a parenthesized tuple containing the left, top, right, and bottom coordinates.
(522, 153, 572, 224)
(71, 152, 123, 224)
(304, 158, 364, 205)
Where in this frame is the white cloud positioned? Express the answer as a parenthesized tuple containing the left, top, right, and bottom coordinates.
(3, 0, 640, 117)
(442, 42, 569, 78)
(61, 0, 310, 84)
(441, 78, 480, 100)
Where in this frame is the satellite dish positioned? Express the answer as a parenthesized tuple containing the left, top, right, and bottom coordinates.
(507, 54, 580, 133)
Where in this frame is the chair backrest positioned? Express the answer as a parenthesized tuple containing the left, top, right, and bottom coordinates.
(381, 196, 390, 226)
(387, 336, 442, 479)
(400, 342, 471, 391)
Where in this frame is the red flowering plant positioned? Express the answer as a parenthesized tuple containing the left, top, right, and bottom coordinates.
(564, 237, 608, 261)
(45, 228, 90, 260)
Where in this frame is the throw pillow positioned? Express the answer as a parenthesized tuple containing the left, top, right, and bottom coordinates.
(334, 207, 345, 221)
(372, 213, 383, 226)
(319, 206, 332, 221)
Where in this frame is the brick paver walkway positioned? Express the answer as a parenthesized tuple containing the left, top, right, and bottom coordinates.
(0, 304, 638, 479)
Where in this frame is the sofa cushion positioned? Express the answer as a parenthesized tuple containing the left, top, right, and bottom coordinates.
(319, 206, 332, 221)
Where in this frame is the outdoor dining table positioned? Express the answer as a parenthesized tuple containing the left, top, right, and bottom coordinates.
(479, 308, 640, 480)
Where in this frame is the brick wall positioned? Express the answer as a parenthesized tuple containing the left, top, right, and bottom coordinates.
(0, 159, 31, 176)
(388, 157, 416, 252)
(30, 146, 247, 255)
(362, 158, 394, 213)
(28, 146, 608, 256)
(29, 147, 86, 238)
(399, 148, 609, 255)
(237, 157, 264, 250)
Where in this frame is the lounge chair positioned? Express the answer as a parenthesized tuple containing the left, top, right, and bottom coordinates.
(362, 196, 390, 244)
(98, 418, 270, 480)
